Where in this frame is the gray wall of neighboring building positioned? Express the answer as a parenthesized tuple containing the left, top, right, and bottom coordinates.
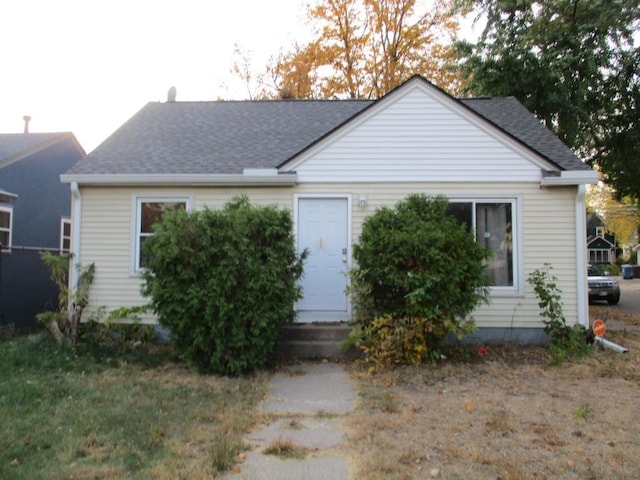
(0, 137, 83, 328)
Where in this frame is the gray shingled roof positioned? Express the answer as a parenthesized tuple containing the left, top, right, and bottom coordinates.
(66, 87, 587, 177)
(0, 133, 68, 166)
(67, 100, 372, 175)
(460, 97, 589, 171)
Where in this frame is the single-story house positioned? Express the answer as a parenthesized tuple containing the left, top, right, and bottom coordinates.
(1, 128, 85, 327)
(61, 76, 597, 343)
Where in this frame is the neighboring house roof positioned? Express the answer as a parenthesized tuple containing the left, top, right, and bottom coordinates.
(0, 132, 85, 169)
(587, 236, 615, 249)
(64, 76, 589, 178)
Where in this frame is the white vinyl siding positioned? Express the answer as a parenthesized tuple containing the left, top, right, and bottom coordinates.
(78, 188, 293, 322)
(77, 183, 579, 329)
(287, 85, 555, 183)
(79, 188, 142, 318)
(294, 182, 579, 329)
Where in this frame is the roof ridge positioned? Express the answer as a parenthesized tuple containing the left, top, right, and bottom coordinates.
(151, 98, 373, 105)
(0, 132, 83, 167)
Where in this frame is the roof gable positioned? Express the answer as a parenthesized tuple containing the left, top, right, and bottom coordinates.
(0, 133, 83, 170)
(587, 236, 615, 248)
(281, 77, 566, 182)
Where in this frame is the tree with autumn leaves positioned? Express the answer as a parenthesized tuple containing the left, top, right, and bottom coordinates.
(235, 0, 462, 100)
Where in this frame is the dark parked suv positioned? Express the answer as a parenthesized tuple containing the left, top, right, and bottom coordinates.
(588, 265, 620, 305)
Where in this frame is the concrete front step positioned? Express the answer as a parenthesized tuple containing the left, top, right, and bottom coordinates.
(280, 323, 352, 342)
(277, 323, 358, 360)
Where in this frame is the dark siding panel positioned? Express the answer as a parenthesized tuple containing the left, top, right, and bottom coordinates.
(0, 137, 83, 327)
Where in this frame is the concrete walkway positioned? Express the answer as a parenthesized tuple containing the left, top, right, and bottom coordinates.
(224, 362, 356, 480)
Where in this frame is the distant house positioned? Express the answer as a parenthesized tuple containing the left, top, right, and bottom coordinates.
(61, 76, 598, 344)
(586, 228, 617, 265)
(0, 129, 85, 328)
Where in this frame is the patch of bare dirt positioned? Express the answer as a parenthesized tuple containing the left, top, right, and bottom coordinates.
(345, 325, 640, 479)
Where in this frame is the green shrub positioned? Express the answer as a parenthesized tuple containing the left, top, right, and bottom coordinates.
(349, 194, 489, 367)
(142, 196, 306, 375)
(527, 264, 590, 363)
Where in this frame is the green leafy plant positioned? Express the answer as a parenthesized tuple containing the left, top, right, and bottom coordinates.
(574, 404, 592, 421)
(142, 196, 306, 375)
(103, 305, 155, 343)
(348, 194, 490, 368)
(36, 252, 95, 344)
(527, 264, 589, 363)
(70, 304, 155, 345)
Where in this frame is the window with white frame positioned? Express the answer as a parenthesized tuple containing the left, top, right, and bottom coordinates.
(134, 197, 189, 270)
(60, 218, 71, 253)
(446, 200, 515, 288)
(589, 249, 610, 264)
(0, 206, 12, 251)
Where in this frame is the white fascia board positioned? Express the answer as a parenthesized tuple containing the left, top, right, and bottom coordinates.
(242, 168, 279, 176)
(0, 189, 18, 202)
(60, 173, 297, 186)
(540, 170, 599, 186)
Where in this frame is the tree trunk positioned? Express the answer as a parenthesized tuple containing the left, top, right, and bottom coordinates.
(46, 320, 65, 345)
(67, 304, 83, 343)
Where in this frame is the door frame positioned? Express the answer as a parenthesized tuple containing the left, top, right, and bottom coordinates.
(293, 193, 352, 322)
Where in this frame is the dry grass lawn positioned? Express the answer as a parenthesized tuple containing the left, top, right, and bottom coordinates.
(345, 313, 640, 479)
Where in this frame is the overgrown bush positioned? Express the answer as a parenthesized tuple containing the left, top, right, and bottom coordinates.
(527, 264, 590, 363)
(142, 196, 306, 375)
(349, 194, 490, 368)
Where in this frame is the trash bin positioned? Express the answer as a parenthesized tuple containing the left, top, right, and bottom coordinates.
(622, 264, 633, 279)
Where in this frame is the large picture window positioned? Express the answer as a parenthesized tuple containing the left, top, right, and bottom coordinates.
(446, 200, 515, 288)
(0, 206, 12, 251)
(134, 197, 188, 271)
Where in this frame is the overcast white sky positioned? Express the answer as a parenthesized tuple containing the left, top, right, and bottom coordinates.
(0, 0, 310, 152)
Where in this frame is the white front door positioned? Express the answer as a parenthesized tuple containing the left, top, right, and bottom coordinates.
(297, 197, 349, 321)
